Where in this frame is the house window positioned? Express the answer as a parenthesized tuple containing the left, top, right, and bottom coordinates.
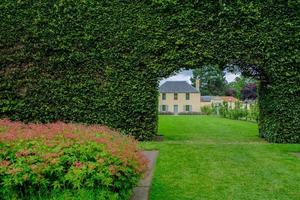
(186, 93, 190, 100)
(162, 105, 167, 112)
(162, 93, 166, 100)
(174, 93, 178, 100)
(185, 105, 192, 112)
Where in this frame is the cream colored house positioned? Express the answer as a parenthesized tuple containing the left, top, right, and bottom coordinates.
(158, 81, 239, 114)
(159, 81, 202, 114)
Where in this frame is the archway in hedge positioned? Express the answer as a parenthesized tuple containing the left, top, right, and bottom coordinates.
(1, 1, 299, 143)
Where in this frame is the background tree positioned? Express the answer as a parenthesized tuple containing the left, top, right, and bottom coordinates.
(191, 66, 227, 96)
(225, 88, 237, 97)
(241, 83, 257, 100)
(226, 76, 256, 99)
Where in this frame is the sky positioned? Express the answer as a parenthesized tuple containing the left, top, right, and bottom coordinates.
(160, 70, 240, 85)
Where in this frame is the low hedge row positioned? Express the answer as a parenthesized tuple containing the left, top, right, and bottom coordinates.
(0, 119, 147, 200)
(159, 112, 202, 115)
(178, 112, 202, 115)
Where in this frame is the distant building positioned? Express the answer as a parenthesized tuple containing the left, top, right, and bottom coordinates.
(158, 81, 239, 114)
(159, 81, 200, 114)
(201, 96, 226, 106)
(220, 96, 239, 109)
(201, 96, 239, 108)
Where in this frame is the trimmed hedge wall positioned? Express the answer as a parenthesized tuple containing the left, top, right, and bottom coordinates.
(1, 0, 299, 142)
(0, 0, 159, 140)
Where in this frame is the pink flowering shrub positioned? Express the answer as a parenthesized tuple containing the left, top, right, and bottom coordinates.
(0, 119, 148, 199)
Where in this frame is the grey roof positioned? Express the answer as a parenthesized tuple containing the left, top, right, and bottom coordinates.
(159, 81, 199, 93)
(211, 96, 223, 101)
(201, 96, 212, 102)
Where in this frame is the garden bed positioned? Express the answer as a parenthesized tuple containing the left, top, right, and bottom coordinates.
(0, 119, 148, 200)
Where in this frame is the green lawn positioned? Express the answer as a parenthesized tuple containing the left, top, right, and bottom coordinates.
(141, 116, 300, 200)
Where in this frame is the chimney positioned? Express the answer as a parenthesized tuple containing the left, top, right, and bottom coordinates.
(195, 79, 200, 91)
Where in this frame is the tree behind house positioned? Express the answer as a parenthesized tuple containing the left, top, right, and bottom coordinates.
(191, 66, 226, 96)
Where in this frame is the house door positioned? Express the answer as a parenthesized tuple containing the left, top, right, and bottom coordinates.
(174, 105, 178, 114)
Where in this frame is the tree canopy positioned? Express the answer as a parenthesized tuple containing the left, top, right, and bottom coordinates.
(226, 76, 257, 99)
(191, 66, 226, 96)
(241, 83, 257, 100)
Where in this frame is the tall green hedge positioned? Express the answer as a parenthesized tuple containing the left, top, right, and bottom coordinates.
(1, 0, 299, 142)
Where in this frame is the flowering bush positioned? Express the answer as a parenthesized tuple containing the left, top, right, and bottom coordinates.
(0, 119, 147, 199)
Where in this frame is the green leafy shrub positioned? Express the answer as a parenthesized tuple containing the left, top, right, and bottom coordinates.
(248, 103, 259, 122)
(219, 103, 229, 118)
(0, 119, 147, 200)
(228, 109, 248, 120)
(217, 102, 259, 123)
(200, 106, 213, 115)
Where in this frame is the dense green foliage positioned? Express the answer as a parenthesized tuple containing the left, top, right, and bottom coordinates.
(218, 102, 259, 122)
(0, 120, 147, 200)
(226, 76, 257, 99)
(191, 66, 226, 95)
(200, 102, 259, 122)
(0, 0, 299, 142)
(142, 116, 300, 199)
(0, 0, 160, 140)
(241, 83, 257, 100)
(201, 105, 214, 115)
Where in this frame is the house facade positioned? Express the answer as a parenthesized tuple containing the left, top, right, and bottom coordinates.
(159, 81, 202, 114)
(158, 81, 239, 114)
